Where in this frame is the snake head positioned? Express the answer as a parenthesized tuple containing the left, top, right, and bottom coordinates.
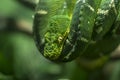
(43, 15, 70, 61)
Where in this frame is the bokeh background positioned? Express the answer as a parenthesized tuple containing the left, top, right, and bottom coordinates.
(0, 0, 120, 80)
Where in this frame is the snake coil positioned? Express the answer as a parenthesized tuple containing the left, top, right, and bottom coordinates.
(33, 0, 120, 62)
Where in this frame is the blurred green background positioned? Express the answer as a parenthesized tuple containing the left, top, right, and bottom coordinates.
(0, 0, 120, 80)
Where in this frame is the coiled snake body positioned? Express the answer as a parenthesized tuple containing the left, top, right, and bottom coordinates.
(33, 0, 120, 62)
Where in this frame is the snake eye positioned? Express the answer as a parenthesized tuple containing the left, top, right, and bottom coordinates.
(58, 36, 63, 43)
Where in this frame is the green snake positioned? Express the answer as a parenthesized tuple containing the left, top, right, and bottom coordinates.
(33, 0, 120, 62)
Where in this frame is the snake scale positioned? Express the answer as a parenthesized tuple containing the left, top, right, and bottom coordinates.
(33, 0, 120, 62)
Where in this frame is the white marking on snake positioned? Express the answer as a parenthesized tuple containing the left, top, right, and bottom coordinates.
(37, 10, 48, 15)
(64, 44, 76, 59)
(87, 4, 95, 12)
(82, 0, 86, 3)
(88, 21, 90, 24)
(76, 0, 86, 4)
(76, 0, 81, 4)
(109, 0, 117, 14)
(97, 9, 109, 15)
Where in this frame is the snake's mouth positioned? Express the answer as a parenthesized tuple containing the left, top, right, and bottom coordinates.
(43, 31, 63, 60)
(43, 43, 62, 60)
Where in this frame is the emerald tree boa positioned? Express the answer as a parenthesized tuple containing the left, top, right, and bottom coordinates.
(33, 0, 120, 62)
